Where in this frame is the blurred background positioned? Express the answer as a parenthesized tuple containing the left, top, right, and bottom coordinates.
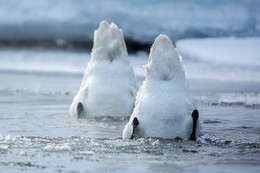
(0, 0, 259, 51)
(0, 0, 260, 87)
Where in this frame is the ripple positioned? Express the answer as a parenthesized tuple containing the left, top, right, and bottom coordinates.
(203, 120, 221, 124)
(43, 143, 71, 152)
(0, 161, 46, 169)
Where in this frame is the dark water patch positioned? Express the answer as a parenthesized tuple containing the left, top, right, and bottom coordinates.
(0, 38, 152, 54)
(203, 120, 221, 124)
(0, 39, 93, 52)
(245, 104, 260, 109)
(91, 116, 129, 123)
(237, 126, 253, 129)
(220, 102, 245, 107)
(124, 37, 151, 53)
(235, 142, 260, 149)
(0, 161, 46, 169)
(219, 102, 260, 109)
(182, 149, 199, 153)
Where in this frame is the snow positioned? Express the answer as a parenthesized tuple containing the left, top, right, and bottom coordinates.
(0, 37, 259, 84)
(70, 21, 138, 118)
(0, 49, 90, 74)
(123, 35, 199, 139)
(176, 37, 260, 82)
(177, 37, 260, 66)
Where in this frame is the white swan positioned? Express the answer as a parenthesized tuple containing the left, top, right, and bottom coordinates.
(123, 35, 200, 140)
(70, 21, 138, 118)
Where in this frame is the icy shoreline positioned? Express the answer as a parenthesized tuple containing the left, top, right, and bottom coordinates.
(1, 37, 259, 82)
(1, 37, 260, 106)
(177, 37, 260, 82)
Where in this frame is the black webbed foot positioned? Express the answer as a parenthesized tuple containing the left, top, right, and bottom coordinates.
(190, 109, 199, 141)
(76, 102, 84, 118)
(130, 117, 139, 139)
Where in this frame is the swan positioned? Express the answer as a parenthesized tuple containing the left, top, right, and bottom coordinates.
(70, 21, 137, 118)
(123, 35, 200, 140)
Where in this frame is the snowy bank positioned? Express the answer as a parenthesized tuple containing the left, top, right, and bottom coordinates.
(176, 37, 260, 82)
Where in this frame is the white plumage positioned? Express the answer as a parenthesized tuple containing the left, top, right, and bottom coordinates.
(123, 35, 199, 139)
(70, 21, 137, 118)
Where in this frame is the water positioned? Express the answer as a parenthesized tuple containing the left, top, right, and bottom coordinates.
(0, 49, 260, 172)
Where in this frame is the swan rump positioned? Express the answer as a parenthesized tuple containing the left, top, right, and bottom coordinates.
(123, 35, 200, 140)
(70, 21, 137, 118)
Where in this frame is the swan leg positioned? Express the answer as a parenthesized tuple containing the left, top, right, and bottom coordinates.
(190, 109, 199, 141)
(76, 102, 84, 118)
(130, 117, 139, 139)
